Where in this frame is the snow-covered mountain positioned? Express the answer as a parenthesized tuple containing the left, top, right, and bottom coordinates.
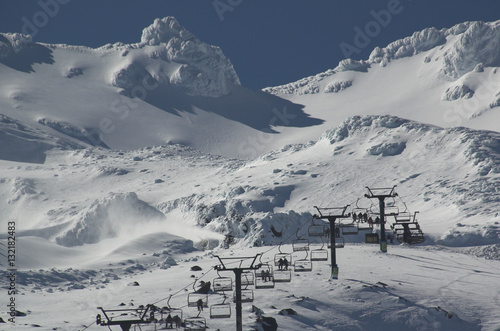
(0, 16, 321, 160)
(264, 20, 500, 134)
(0, 17, 499, 331)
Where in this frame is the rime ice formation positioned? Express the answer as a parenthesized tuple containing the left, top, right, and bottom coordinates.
(110, 16, 240, 97)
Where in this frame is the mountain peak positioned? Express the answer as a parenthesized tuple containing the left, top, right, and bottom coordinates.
(140, 16, 195, 46)
(115, 16, 240, 97)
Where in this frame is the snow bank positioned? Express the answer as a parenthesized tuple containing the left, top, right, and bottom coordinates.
(55, 192, 166, 246)
(0, 115, 76, 163)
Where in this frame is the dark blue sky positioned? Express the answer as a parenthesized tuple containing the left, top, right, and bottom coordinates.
(1, 0, 499, 89)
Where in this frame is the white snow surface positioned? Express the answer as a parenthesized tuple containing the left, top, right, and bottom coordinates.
(0, 17, 499, 331)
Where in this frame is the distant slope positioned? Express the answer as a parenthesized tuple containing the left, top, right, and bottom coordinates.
(264, 20, 500, 137)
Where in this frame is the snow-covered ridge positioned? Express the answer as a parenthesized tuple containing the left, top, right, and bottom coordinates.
(2, 17, 239, 98)
(264, 20, 500, 95)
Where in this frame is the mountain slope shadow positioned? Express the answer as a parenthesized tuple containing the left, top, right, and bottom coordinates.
(0, 35, 54, 73)
(144, 84, 324, 132)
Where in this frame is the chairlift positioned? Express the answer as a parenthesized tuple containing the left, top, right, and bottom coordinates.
(311, 249, 328, 261)
(274, 242, 293, 268)
(183, 316, 207, 331)
(161, 296, 183, 329)
(294, 250, 312, 272)
(292, 228, 310, 251)
(233, 289, 254, 303)
(210, 295, 231, 319)
(273, 269, 292, 282)
(210, 303, 231, 319)
(327, 236, 345, 248)
(292, 238, 309, 251)
(241, 271, 254, 286)
(310, 237, 328, 261)
(384, 205, 399, 216)
(392, 212, 425, 244)
(341, 224, 359, 235)
(395, 212, 411, 222)
(294, 259, 313, 272)
(96, 305, 154, 330)
(187, 293, 208, 308)
(255, 263, 274, 289)
(212, 274, 233, 292)
(308, 222, 326, 237)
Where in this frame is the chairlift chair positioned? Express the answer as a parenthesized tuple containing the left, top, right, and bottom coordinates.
(161, 308, 183, 329)
(394, 211, 411, 222)
(393, 222, 425, 245)
(292, 238, 310, 251)
(210, 303, 231, 319)
(273, 269, 292, 282)
(187, 293, 208, 308)
(233, 289, 254, 303)
(293, 250, 313, 272)
(210, 302, 231, 319)
(310, 237, 329, 261)
(183, 316, 207, 331)
(341, 224, 359, 235)
(212, 276, 233, 292)
(241, 271, 254, 286)
(96, 305, 154, 330)
(308, 224, 326, 237)
(310, 249, 328, 261)
(294, 259, 313, 272)
(384, 205, 399, 216)
(255, 264, 275, 289)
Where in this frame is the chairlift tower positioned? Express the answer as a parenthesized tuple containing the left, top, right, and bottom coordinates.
(313, 205, 350, 279)
(364, 185, 398, 253)
(214, 254, 261, 331)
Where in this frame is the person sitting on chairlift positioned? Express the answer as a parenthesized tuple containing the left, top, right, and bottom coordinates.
(166, 313, 173, 328)
(283, 258, 288, 270)
(172, 315, 182, 328)
(278, 258, 284, 270)
(197, 299, 204, 312)
(363, 212, 368, 222)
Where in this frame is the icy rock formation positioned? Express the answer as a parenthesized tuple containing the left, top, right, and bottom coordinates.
(324, 80, 352, 93)
(0, 33, 32, 59)
(368, 27, 447, 65)
(441, 21, 500, 79)
(111, 17, 240, 97)
(442, 84, 475, 101)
